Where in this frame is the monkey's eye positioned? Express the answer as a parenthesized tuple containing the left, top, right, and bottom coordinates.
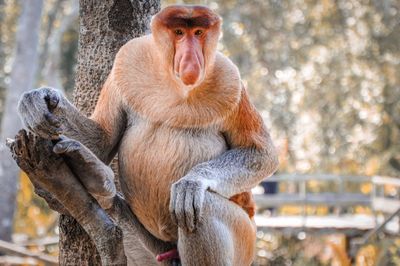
(174, 29, 184, 36)
(194, 30, 203, 36)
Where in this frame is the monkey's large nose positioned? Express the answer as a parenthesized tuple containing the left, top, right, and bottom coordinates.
(179, 52, 201, 86)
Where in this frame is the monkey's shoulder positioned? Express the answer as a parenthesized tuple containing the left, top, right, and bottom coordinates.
(113, 35, 155, 71)
(212, 52, 241, 81)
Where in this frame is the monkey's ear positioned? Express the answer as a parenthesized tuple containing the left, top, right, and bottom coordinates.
(150, 12, 174, 54)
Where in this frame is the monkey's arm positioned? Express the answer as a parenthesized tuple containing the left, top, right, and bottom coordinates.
(17, 74, 125, 163)
(195, 87, 278, 197)
(170, 86, 278, 232)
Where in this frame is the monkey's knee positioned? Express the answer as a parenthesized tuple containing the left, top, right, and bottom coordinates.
(178, 218, 234, 266)
(177, 193, 256, 266)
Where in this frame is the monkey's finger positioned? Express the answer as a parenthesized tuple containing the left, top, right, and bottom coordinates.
(44, 112, 61, 127)
(183, 183, 196, 233)
(35, 122, 62, 140)
(17, 100, 35, 132)
(173, 184, 188, 230)
(53, 138, 81, 155)
(193, 188, 205, 228)
(43, 89, 60, 111)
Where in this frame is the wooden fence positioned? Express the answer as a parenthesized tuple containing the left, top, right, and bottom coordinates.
(254, 174, 400, 234)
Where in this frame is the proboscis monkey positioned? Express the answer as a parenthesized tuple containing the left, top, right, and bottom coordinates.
(17, 5, 278, 266)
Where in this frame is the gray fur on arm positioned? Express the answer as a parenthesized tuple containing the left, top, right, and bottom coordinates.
(185, 141, 278, 199)
(17, 87, 125, 163)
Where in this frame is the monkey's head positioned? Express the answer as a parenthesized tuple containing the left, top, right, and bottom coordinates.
(151, 5, 221, 96)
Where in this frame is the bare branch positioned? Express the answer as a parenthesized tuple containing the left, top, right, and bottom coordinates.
(7, 130, 126, 265)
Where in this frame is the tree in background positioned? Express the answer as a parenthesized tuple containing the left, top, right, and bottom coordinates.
(40, 0, 78, 92)
(0, 0, 43, 241)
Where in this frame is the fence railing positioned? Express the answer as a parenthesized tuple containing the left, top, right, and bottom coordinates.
(255, 174, 400, 214)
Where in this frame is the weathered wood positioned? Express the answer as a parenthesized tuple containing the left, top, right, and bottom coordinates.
(0, 256, 38, 265)
(255, 215, 377, 230)
(372, 198, 400, 213)
(255, 193, 370, 208)
(0, 239, 58, 265)
(255, 174, 400, 240)
(8, 130, 126, 265)
(259, 174, 400, 214)
(265, 174, 370, 182)
(372, 175, 400, 186)
(21, 236, 59, 247)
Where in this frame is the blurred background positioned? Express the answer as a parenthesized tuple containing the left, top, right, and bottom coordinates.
(0, 0, 399, 265)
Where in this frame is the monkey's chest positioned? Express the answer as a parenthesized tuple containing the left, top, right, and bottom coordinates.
(118, 120, 226, 241)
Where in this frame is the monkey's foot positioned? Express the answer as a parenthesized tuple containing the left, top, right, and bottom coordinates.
(53, 136, 116, 209)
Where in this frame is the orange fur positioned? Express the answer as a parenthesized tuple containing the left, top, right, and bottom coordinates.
(90, 72, 123, 141)
(89, 5, 267, 264)
(233, 213, 257, 265)
(229, 192, 256, 218)
(223, 83, 269, 150)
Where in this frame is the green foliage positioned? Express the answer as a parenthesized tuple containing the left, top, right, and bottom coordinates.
(211, 0, 400, 176)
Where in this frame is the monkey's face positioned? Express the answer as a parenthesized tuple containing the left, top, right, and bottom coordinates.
(172, 27, 206, 87)
(151, 5, 221, 96)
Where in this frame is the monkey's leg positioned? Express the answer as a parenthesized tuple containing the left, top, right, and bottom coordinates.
(53, 136, 176, 265)
(178, 192, 256, 266)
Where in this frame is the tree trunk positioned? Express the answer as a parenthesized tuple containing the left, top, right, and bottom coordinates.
(0, 0, 6, 90)
(41, 0, 79, 91)
(37, 0, 65, 80)
(59, 0, 160, 264)
(0, 0, 43, 241)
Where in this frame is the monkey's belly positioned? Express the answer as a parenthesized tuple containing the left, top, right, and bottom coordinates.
(118, 123, 226, 242)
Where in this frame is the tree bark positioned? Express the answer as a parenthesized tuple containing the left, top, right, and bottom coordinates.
(61, 0, 160, 264)
(0, 0, 43, 241)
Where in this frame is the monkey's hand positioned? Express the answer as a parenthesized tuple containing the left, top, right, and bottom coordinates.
(18, 87, 70, 139)
(169, 178, 208, 233)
